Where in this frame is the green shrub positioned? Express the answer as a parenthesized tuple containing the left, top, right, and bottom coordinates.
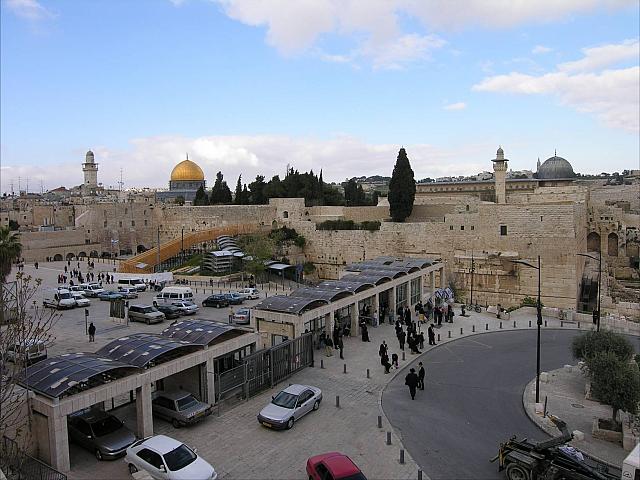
(294, 235, 306, 247)
(521, 296, 543, 307)
(571, 330, 634, 362)
(317, 219, 381, 231)
(303, 262, 316, 274)
(360, 221, 381, 231)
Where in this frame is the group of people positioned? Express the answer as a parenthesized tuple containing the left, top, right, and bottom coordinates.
(318, 324, 345, 359)
(413, 300, 454, 326)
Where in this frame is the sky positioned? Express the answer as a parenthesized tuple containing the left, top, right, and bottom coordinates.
(1, 0, 639, 193)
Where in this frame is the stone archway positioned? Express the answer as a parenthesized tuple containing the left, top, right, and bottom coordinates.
(53, 254, 63, 261)
(89, 250, 99, 258)
(101, 252, 112, 258)
(587, 232, 600, 252)
(137, 244, 147, 253)
(607, 232, 619, 257)
(65, 253, 75, 261)
(78, 251, 87, 258)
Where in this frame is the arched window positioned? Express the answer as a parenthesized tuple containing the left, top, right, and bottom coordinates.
(283, 211, 289, 218)
(607, 233, 618, 257)
(587, 232, 600, 252)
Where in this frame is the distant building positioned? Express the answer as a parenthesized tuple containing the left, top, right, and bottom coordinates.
(157, 156, 206, 203)
(82, 150, 99, 195)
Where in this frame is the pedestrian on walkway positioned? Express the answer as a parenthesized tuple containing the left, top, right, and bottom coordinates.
(228, 306, 234, 324)
(391, 352, 399, 369)
(333, 324, 341, 348)
(418, 331, 425, 350)
(398, 329, 406, 351)
(88, 322, 96, 342)
(447, 304, 454, 323)
(318, 331, 326, 351)
(337, 337, 344, 360)
(405, 368, 419, 399)
(428, 324, 436, 345)
(418, 362, 425, 390)
(381, 352, 391, 374)
(34, 261, 38, 270)
(361, 323, 371, 342)
(325, 336, 334, 356)
(379, 341, 388, 358)
(395, 319, 402, 336)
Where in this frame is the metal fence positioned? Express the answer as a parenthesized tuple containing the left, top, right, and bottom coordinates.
(215, 333, 313, 403)
(1, 436, 67, 480)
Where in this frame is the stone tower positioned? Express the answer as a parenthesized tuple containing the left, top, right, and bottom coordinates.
(82, 150, 99, 194)
(492, 146, 508, 204)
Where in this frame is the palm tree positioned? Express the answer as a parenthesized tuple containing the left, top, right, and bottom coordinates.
(0, 226, 22, 282)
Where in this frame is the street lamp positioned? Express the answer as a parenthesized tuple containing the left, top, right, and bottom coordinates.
(469, 251, 475, 307)
(577, 251, 601, 332)
(509, 255, 542, 404)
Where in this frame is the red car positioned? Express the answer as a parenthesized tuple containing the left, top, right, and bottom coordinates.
(306, 452, 367, 480)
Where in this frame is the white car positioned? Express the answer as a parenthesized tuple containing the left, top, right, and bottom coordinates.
(118, 287, 139, 299)
(125, 435, 217, 480)
(71, 292, 91, 307)
(257, 384, 322, 430)
(81, 283, 105, 297)
(171, 301, 198, 315)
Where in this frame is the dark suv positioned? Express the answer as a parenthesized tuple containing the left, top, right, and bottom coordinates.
(202, 294, 229, 308)
(68, 409, 136, 460)
(155, 304, 181, 319)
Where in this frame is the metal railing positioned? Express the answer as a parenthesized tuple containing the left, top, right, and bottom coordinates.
(1, 436, 67, 480)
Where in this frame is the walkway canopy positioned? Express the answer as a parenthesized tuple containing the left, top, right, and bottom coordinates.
(19, 352, 140, 399)
(341, 272, 392, 285)
(254, 295, 328, 314)
(96, 333, 201, 368)
(316, 280, 374, 293)
(161, 320, 245, 346)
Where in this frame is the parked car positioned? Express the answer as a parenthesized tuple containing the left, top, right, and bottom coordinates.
(118, 287, 139, 299)
(202, 294, 229, 308)
(71, 292, 91, 307)
(232, 308, 251, 325)
(152, 390, 213, 428)
(117, 278, 147, 292)
(98, 290, 124, 301)
(124, 435, 217, 480)
(68, 409, 136, 461)
(223, 293, 244, 305)
(307, 452, 367, 480)
(6, 339, 47, 364)
(155, 304, 181, 319)
(128, 305, 165, 324)
(171, 301, 198, 315)
(82, 283, 105, 297)
(257, 384, 322, 430)
(43, 288, 76, 309)
(238, 288, 260, 300)
(153, 287, 194, 306)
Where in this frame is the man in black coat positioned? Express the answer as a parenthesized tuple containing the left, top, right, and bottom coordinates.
(428, 324, 436, 345)
(381, 352, 391, 374)
(379, 341, 388, 358)
(418, 362, 425, 390)
(398, 329, 406, 351)
(405, 368, 419, 399)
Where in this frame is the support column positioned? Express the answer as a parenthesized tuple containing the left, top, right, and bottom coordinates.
(324, 313, 332, 336)
(440, 266, 447, 288)
(206, 357, 216, 404)
(430, 271, 436, 298)
(136, 382, 154, 438)
(350, 304, 358, 336)
(372, 294, 379, 324)
(389, 287, 396, 318)
(48, 410, 70, 472)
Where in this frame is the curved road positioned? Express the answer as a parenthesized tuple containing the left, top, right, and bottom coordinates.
(382, 329, 583, 480)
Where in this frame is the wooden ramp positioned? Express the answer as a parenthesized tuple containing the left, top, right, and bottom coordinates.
(119, 224, 264, 274)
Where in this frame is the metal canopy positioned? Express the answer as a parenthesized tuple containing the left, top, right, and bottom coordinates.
(340, 272, 393, 285)
(19, 352, 140, 399)
(254, 295, 328, 314)
(317, 280, 374, 293)
(289, 286, 353, 302)
(161, 320, 242, 345)
(266, 263, 295, 271)
(96, 333, 201, 369)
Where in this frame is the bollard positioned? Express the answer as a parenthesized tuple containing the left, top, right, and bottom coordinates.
(402, 351, 406, 361)
(335, 395, 340, 408)
(472, 325, 475, 332)
(343, 364, 347, 374)
(561, 321, 563, 327)
(386, 432, 392, 445)
(578, 321, 581, 329)
(418, 471, 423, 480)
(367, 368, 370, 378)
(320, 359, 324, 369)
(400, 449, 405, 464)
(485, 323, 488, 330)
(529, 320, 532, 327)
(544, 320, 547, 327)
(499, 321, 502, 329)
(377, 415, 382, 428)
(513, 321, 516, 328)
(460, 327, 463, 335)
(448, 330, 451, 338)
(437, 333, 441, 342)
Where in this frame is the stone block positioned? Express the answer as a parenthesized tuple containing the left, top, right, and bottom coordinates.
(540, 372, 549, 383)
(564, 364, 573, 372)
(535, 402, 544, 414)
(572, 430, 585, 441)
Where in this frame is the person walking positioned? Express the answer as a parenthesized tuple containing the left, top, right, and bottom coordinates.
(333, 324, 341, 348)
(337, 336, 344, 360)
(381, 352, 391, 374)
(325, 336, 334, 357)
(428, 324, 437, 345)
(391, 352, 399, 369)
(88, 322, 96, 342)
(361, 323, 371, 342)
(379, 341, 388, 358)
(418, 331, 425, 350)
(418, 362, 425, 390)
(405, 368, 419, 400)
(447, 304, 454, 323)
(398, 329, 406, 351)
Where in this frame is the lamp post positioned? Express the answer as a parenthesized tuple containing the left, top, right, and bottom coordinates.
(469, 251, 475, 307)
(510, 255, 542, 404)
(577, 251, 601, 332)
(181, 226, 184, 259)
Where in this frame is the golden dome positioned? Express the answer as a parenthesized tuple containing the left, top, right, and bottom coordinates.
(170, 159, 205, 182)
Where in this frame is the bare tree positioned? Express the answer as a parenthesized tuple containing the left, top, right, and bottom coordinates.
(1, 273, 59, 451)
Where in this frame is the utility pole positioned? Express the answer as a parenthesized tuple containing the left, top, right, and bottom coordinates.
(156, 226, 161, 272)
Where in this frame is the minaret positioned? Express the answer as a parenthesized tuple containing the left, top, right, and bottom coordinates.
(82, 150, 99, 193)
(536, 157, 541, 173)
(492, 146, 508, 204)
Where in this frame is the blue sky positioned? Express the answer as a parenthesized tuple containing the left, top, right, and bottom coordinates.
(1, 0, 638, 192)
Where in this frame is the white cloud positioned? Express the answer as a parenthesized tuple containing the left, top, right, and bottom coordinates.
(444, 102, 466, 111)
(559, 38, 639, 72)
(4, 0, 54, 21)
(532, 45, 552, 54)
(215, 0, 632, 67)
(0, 135, 493, 193)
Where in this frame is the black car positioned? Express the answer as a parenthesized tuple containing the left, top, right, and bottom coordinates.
(223, 292, 244, 305)
(202, 294, 229, 308)
(155, 304, 181, 319)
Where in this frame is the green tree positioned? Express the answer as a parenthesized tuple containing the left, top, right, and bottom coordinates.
(234, 175, 244, 205)
(8, 220, 19, 231)
(210, 172, 232, 204)
(239, 234, 275, 280)
(388, 147, 416, 222)
(248, 175, 268, 204)
(587, 350, 640, 425)
(0, 226, 22, 282)
(174, 195, 185, 206)
(193, 185, 209, 206)
(572, 331, 634, 363)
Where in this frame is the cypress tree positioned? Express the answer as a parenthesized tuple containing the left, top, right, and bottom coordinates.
(234, 175, 243, 204)
(193, 185, 208, 206)
(388, 147, 416, 222)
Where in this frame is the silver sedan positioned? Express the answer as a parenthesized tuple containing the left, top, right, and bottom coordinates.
(257, 384, 322, 430)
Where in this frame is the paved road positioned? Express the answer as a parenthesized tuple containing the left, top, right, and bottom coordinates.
(382, 329, 581, 480)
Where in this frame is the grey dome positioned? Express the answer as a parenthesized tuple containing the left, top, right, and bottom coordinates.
(537, 155, 575, 179)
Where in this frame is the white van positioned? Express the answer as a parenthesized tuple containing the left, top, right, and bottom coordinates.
(6, 339, 48, 364)
(81, 283, 105, 297)
(43, 288, 76, 309)
(153, 286, 194, 306)
(117, 277, 147, 292)
(238, 287, 261, 300)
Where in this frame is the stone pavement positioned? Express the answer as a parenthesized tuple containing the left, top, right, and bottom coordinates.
(523, 365, 632, 469)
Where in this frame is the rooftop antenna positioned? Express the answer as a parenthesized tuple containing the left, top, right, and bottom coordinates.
(40, 180, 44, 194)
(25, 178, 29, 194)
(10, 180, 14, 196)
(18, 177, 21, 194)
(117, 168, 125, 192)
(186, 153, 189, 160)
